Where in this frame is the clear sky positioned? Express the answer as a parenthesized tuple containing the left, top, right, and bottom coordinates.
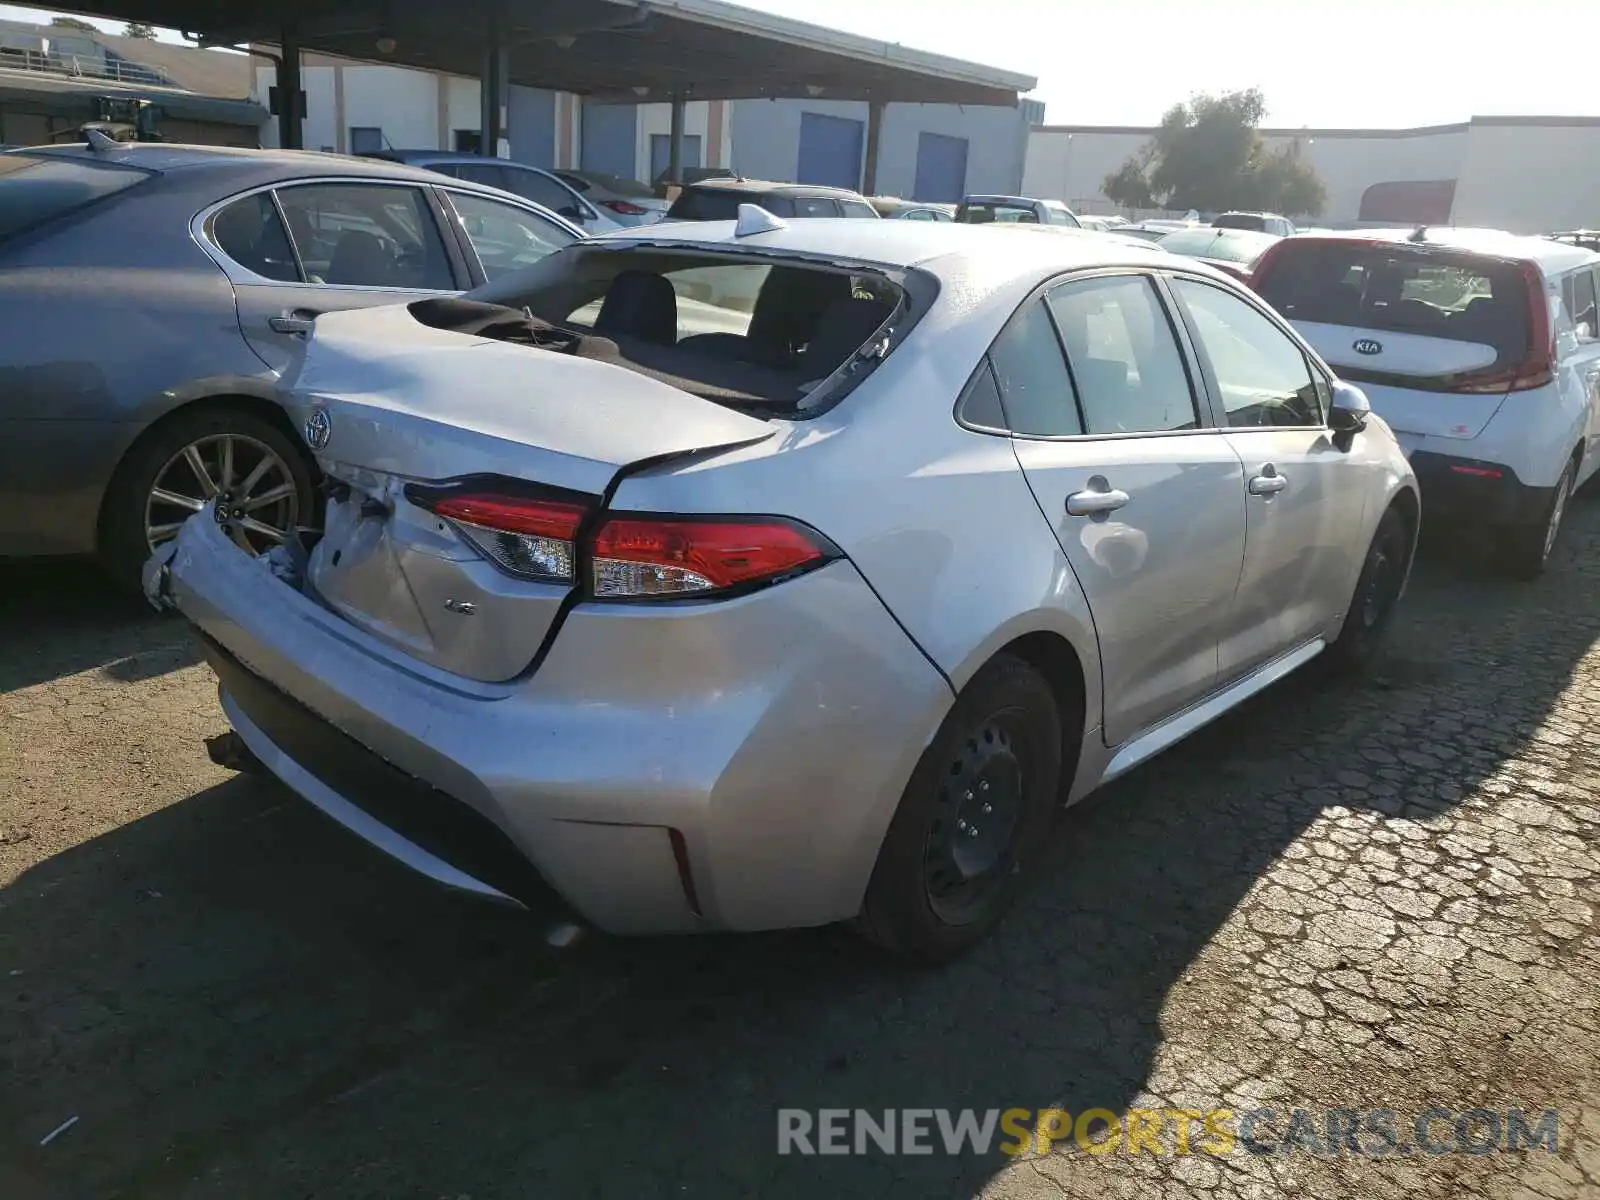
(1, 0, 1591, 129)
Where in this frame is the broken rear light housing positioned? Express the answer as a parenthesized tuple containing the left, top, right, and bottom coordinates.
(406, 479, 839, 601)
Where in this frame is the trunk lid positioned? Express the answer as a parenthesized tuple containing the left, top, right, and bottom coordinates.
(288, 304, 774, 682)
(1291, 319, 1510, 439)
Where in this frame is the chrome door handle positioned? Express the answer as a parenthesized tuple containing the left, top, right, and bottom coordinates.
(1248, 472, 1288, 496)
(268, 313, 316, 336)
(1066, 486, 1131, 517)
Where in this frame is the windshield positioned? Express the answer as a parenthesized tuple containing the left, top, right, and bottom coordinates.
(0, 153, 151, 240)
(1160, 228, 1279, 264)
(667, 190, 798, 221)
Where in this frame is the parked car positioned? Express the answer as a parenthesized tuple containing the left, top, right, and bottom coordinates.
(1548, 230, 1600, 254)
(148, 216, 1419, 962)
(1157, 226, 1281, 281)
(1077, 215, 1127, 232)
(552, 168, 669, 226)
(664, 178, 880, 220)
(359, 150, 622, 234)
(0, 140, 583, 585)
(1214, 211, 1297, 237)
(1251, 227, 1600, 576)
(869, 196, 955, 221)
(956, 194, 1081, 227)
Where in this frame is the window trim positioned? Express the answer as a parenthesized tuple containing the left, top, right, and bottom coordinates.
(953, 267, 1223, 443)
(193, 176, 470, 294)
(1161, 270, 1335, 433)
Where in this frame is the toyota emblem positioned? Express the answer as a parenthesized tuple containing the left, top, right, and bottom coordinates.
(1352, 338, 1383, 356)
(303, 406, 332, 451)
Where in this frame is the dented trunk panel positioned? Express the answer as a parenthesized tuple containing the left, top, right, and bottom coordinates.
(283, 304, 776, 681)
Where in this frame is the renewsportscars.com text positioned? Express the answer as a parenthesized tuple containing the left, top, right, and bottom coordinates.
(776, 1106, 1560, 1157)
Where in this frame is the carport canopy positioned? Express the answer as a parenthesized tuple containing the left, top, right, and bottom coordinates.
(46, 0, 1035, 165)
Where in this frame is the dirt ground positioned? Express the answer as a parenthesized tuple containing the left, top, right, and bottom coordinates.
(3, 506, 1600, 1199)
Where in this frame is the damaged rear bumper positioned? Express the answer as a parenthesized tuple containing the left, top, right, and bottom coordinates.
(157, 509, 951, 934)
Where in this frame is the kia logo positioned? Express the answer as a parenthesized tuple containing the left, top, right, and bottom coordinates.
(1352, 338, 1383, 356)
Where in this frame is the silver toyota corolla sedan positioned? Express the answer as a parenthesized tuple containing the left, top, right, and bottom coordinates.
(149, 213, 1420, 961)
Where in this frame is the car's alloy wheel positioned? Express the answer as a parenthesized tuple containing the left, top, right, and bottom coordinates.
(145, 433, 299, 556)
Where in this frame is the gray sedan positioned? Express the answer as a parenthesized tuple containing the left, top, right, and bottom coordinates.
(150, 217, 1419, 961)
(0, 141, 582, 585)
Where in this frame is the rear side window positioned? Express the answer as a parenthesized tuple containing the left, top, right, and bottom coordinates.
(838, 199, 878, 219)
(1562, 269, 1598, 339)
(211, 192, 300, 282)
(989, 300, 1081, 436)
(1047, 275, 1198, 434)
(275, 183, 454, 290)
(0, 154, 150, 240)
(1254, 241, 1532, 364)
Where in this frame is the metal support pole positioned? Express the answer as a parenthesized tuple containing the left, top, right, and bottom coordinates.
(863, 99, 885, 196)
(277, 21, 302, 150)
(668, 93, 686, 184)
(480, 13, 508, 156)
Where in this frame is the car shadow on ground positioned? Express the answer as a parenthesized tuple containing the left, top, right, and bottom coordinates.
(3, 507, 1598, 1198)
(0, 558, 198, 695)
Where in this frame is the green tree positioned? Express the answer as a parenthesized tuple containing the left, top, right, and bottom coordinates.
(1100, 89, 1327, 217)
(49, 16, 99, 31)
(123, 21, 158, 39)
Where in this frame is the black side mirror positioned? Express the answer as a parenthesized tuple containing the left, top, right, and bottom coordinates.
(1328, 380, 1370, 450)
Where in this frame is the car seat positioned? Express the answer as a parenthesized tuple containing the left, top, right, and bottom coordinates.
(594, 270, 678, 345)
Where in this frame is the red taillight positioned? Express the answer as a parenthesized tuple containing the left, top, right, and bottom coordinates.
(589, 515, 832, 599)
(419, 491, 589, 584)
(600, 199, 650, 216)
(1449, 464, 1503, 478)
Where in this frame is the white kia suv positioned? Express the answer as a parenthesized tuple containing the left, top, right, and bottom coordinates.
(1252, 227, 1600, 576)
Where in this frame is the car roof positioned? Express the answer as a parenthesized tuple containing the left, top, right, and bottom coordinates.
(365, 150, 554, 171)
(10, 141, 589, 236)
(598, 216, 1181, 282)
(682, 178, 867, 199)
(17, 141, 467, 184)
(1285, 226, 1600, 274)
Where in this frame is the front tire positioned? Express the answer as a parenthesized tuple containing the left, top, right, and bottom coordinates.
(1496, 459, 1575, 581)
(1326, 505, 1410, 675)
(100, 406, 315, 592)
(855, 654, 1062, 963)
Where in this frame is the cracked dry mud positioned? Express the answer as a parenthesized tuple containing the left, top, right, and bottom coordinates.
(3, 501, 1600, 1200)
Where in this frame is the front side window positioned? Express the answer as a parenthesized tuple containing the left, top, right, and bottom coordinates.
(989, 299, 1081, 436)
(450, 162, 510, 192)
(210, 192, 299, 281)
(1172, 277, 1324, 427)
(446, 191, 580, 282)
(276, 183, 454, 290)
(1047, 275, 1198, 434)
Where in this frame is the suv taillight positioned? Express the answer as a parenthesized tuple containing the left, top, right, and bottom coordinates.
(409, 483, 837, 600)
(1444, 261, 1554, 394)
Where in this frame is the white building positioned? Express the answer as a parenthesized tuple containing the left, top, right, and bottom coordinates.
(1024, 116, 1600, 234)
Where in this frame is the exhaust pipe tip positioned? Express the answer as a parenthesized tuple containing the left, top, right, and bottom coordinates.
(205, 730, 264, 775)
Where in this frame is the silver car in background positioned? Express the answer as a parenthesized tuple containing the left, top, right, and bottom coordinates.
(152, 215, 1419, 962)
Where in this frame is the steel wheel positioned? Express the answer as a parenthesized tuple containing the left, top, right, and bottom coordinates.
(922, 711, 1035, 926)
(145, 433, 299, 556)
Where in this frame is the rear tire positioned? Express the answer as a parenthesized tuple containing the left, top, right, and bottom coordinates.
(100, 406, 315, 593)
(854, 654, 1062, 964)
(1326, 505, 1410, 676)
(1496, 458, 1575, 581)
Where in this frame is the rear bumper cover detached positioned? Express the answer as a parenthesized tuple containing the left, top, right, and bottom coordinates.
(1407, 450, 1555, 529)
(161, 508, 952, 935)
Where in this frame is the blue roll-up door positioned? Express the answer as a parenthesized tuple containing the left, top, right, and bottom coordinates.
(581, 103, 638, 180)
(650, 133, 703, 183)
(796, 112, 864, 189)
(913, 132, 969, 203)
